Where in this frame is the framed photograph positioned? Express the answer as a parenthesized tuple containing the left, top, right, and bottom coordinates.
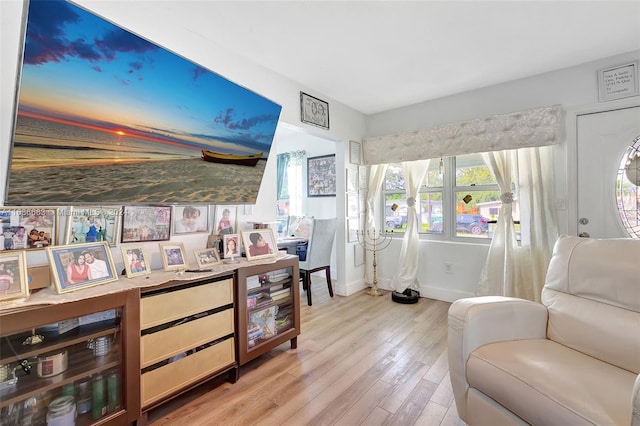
(120, 245, 151, 278)
(172, 205, 209, 234)
(194, 248, 222, 269)
(598, 61, 639, 102)
(214, 205, 237, 235)
(121, 205, 171, 243)
(347, 218, 359, 243)
(347, 192, 359, 218)
(223, 234, 241, 259)
(0, 207, 58, 251)
(300, 92, 329, 129)
(358, 165, 368, 189)
(241, 229, 278, 261)
(349, 140, 361, 165)
(159, 242, 188, 271)
(46, 242, 118, 294)
(0, 251, 29, 302)
(347, 164, 358, 192)
(64, 206, 122, 247)
(307, 154, 336, 197)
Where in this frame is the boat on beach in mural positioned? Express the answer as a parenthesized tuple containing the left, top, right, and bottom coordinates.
(201, 150, 263, 167)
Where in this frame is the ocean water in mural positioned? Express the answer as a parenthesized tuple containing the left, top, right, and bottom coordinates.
(6, 0, 281, 205)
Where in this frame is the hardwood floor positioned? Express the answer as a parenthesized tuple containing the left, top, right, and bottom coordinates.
(147, 277, 465, 426)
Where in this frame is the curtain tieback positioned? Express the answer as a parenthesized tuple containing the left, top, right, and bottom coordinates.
(407, 197, 416, 207)
(500, 192, 514, 204)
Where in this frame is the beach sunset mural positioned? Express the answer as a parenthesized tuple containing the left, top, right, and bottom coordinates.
(5, 0, 282, 204)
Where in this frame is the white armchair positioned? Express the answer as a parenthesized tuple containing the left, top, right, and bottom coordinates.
(448, 235, 640, 425)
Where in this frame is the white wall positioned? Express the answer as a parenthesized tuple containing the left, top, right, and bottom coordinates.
(365, 49, 640, 301)
(0, 0, 364, 290)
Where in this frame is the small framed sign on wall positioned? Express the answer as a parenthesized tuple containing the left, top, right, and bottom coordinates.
(300, 92, 329, 129)
(598, 61, 639, 102)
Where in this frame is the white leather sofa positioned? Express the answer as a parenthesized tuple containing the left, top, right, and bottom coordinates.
(448, 235, 640, 425)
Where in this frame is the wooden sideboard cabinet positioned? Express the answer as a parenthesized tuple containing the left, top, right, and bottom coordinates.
(0, 290, 140, 426)
(138, 273, 237, 417)
(236, 256, 300, 365)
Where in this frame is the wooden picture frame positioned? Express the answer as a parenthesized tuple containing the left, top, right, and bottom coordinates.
(47, 242, 118, 294)
(214, 205, 237, 235)
(64, 206, 122, 247)
(300, 91, 329, 129)
(223, 234, 241, 259)
(0, 251, 29, 302)
(241, 229, 278, 261)
(159, 242, 188, 271)
(194, 248, 222, 269)
(307, 154, 336, 197)
(121, 205, 171, 243)
(120, 245, 151, 278)
(0, 207, 58, 251)
(172, 205, 209, 234)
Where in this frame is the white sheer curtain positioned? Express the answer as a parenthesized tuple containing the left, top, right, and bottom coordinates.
(364, 164, 388, 285)
(476, 146, 558, 302)
(392, 159, 430, 293)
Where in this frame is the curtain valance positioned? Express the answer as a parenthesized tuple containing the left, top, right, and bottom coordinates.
(362, 105, 563, 165)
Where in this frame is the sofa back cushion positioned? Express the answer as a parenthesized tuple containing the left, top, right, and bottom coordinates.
(541, 235, 640, 373)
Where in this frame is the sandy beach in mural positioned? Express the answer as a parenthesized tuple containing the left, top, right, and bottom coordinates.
(6, 157, 266, 204)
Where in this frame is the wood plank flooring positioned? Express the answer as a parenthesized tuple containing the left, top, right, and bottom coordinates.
(147, 277, 466, 426)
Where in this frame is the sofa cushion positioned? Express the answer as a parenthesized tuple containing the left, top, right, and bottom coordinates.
(467, 339, 636, 425)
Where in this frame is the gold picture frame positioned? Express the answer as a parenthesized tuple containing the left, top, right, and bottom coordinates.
(120, 244, 151, 278)
(241, 228, 278, 261)
(46, 242, 118, 294)
(0, 251, 29, 302)
(159, 242, 188, 271)
(194, 248, 222, 269)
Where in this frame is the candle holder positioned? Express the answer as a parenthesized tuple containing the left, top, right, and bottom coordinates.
(356, 229, 392, 296)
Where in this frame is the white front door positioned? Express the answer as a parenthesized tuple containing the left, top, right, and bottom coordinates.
(576, 106, 640, 239)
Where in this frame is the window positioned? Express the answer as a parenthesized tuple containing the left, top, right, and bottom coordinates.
(276, 152, 305, 236)
(383, 153, 520, 239)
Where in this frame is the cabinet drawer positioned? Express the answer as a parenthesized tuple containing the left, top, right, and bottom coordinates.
(141, 278, 233, 329)
(141, 337, 235, 408)
(141, 309, 234, 368)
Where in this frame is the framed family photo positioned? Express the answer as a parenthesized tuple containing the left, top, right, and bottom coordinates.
(64, 206, 122, 246)
(223, 234, 241, 259)
(0, 251, 29, 302)
(194, 248, 221, 269)
(214, 205, 237, 235)
(307, 154, 336, 197)
(159, 242, 188, 271)
(46, 242, 118, 294)
(172, 205, 209, 234)
(241, 229, 277, 261)
(120, 245, 151, 278)
(0, 207, 58, 251)
(121, 205, 171, 243)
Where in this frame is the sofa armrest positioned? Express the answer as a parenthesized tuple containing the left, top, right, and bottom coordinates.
(448, 296, 548, 421)
(633, 374, 640, 426)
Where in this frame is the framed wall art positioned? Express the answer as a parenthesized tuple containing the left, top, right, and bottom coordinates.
(241, 229, 277, 261)
(172, 205, 209, 234)
(0, 207, 58, 251)
(64, 206, 122, 246)
(300, 92, 329, 129)
(349, 140, 361, 164)
(307, 154, 336, 197)
(120, 245, 151, 278)
(598, 61, 639, 102)
(121, 205, 171, 243)
(47, 242, 118, 294)
(0, 251, 29, 302)
(194, 248, 222, 269)
(214, 205, 237, 235)
(159, 242, 188, 271)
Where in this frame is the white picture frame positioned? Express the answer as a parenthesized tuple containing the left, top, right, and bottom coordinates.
(598, 61, 639, 102)
(159, 242, 188, 271)
(172, 205, 209, 234)
(214, 205, 237, 235)
(349, 140, 361, 164)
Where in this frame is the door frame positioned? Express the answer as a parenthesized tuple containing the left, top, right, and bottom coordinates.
(565, 97, 640, 236)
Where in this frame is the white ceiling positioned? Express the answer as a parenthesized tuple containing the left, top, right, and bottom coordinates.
(140, 2, 640, 115)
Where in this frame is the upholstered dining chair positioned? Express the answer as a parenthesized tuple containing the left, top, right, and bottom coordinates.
(299, 218, 337, 306)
